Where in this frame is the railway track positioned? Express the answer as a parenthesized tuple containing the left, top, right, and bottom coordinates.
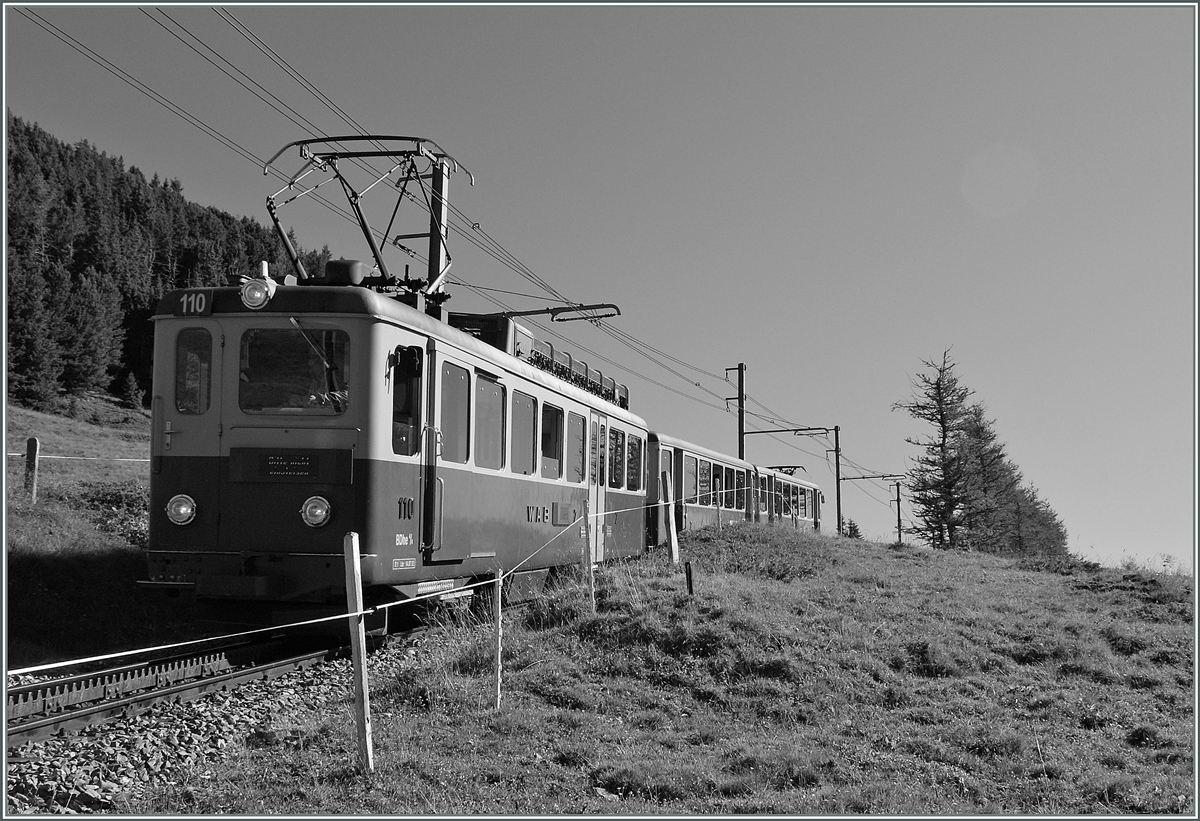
(5, 638, 356, 749)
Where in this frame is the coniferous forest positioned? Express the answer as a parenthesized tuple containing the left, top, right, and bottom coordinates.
(5, 111, 328, 409)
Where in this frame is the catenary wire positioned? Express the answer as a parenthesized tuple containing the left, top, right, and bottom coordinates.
(34, 8, 896, 512)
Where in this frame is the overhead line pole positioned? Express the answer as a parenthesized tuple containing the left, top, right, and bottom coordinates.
(840, 472, 904, 542)
(725, 363, 746, 459)
(893, 481, 903, 545)
(725, 364, 844, 535)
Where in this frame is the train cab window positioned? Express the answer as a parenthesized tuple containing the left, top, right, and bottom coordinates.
(240, 328, 349, 415)
(175, 328, 212, 414)
(567, 412, 586, 483)
(475, 375, 506, 470)
(684, 455, 698, 503)
(541, 404, 564, 479)
(512, 392, 537, 476)
(440, 362, 471, 464)
(699, 460, 711, 506)
(391, 346, 422, 456)
(608, 428, 625, 489)
(735, 470, 746, 510)
(627, 434, 643, 492)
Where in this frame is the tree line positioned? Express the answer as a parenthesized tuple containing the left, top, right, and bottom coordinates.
(5, 111, 329, 409)
(893, 350, 1068, 558)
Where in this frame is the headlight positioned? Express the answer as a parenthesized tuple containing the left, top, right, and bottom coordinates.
(300, 496, 332, 528)
(166, 494, 197, 526)
(240, 277, 277, 310)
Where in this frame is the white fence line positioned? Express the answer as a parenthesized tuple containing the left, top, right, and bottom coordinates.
(7, 497, 680, 678)
(6, 453, 149, 462)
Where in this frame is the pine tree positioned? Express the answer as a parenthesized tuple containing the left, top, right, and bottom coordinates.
(957, 402, 1023, 552)
(895, 351, 1069, 558)
(843, 518, 863, 540)
(892, 350, 973, 550)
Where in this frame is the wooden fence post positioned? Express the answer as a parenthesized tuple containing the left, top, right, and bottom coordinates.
(714, 476, 722, 535)
(662, 472, 680, 565)
(24, 437, 40, 503)
(342, 532, 374, 773)
(583, 499, 595, 613)
(494, 568, 503, 711)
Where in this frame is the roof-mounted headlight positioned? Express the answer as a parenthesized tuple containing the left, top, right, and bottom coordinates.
(240, 276, 277, 310)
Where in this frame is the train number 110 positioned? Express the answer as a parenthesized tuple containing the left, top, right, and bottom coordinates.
(177, 291, 212, 316)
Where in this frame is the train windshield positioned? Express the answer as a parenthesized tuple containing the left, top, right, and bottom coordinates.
(238, 326, 350, 415)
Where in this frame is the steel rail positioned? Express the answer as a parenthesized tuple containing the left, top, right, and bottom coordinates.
(5, 642, 345, 748)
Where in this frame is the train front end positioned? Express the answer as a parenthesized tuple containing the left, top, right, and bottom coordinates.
(145, 280, 395, 634)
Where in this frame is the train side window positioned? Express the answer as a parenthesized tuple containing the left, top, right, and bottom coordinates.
(759, 477, 767, 510)
(627, 434, 643, 492)
(735, 470, 746, 510)
(698, 460, 711, 506)
(775, 484, 783, 517)
(175, 328, 212, 414)
(659, 448, 673, 491)
(440, 362, 470, 464)
(782, 483, 793, 516)
(799, 488, 808, 519)
(684, 455, 698, 503)
(541, 404, 564, 479)
(567, 412, 586, 483)
(589, 423, 599, 485)
(512, 392, 537, 475)
(723, 467, 735, 508)
(391, 346, 422, 456)
(599, 424, 606, 486)
(608, 428, 625, 489)
(475, 374, 506, 470)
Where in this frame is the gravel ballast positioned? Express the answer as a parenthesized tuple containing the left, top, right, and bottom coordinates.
(5, 636, 424, 814)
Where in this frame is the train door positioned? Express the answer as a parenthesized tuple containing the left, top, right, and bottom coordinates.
(422, 341, 475, 562)
(155, 322, 223, 464)
(152, 321, 223, 528)
(658, 445, 674, 545)
(588, 411, 607, 562)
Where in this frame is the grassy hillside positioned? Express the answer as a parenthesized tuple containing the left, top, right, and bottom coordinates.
(4, 398, 1195, 814)
(119, 526, 1192, 815)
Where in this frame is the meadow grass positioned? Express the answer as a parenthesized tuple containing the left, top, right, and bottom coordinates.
(127, 525, 1193, 815)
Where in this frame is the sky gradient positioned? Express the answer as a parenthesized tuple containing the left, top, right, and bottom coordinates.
(4, 5, 1196, 572)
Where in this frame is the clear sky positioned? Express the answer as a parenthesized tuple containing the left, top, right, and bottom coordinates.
(4, 4, 1196, 573)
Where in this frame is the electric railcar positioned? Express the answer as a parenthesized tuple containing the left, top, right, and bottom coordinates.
(145, 269, 655, 630)
(141, 135, 821, 631)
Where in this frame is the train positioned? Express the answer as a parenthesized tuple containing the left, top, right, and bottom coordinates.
(141, 136, 822, 633)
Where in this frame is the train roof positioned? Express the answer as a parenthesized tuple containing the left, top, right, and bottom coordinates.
(153, 284, 648, 429)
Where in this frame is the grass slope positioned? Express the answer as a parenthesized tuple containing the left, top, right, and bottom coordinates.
(134, 528, 1193, 815)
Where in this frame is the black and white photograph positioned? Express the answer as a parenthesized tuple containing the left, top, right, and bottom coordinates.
(4, 3, 1195, 815)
